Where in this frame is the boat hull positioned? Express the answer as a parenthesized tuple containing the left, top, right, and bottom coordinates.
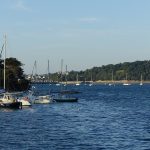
(53, 97, 78, 102)
(33, 99, 50, 104)
(33, 95, 53, 104)
(19, 99, 31, 106)
(0, 102, 22, 109)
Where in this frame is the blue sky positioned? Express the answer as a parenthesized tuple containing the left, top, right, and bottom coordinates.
(0, 0, 150, 74)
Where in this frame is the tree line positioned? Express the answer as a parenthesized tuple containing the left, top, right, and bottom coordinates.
(45, 60, 150, 82)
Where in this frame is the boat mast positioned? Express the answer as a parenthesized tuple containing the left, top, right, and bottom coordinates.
(140, 74, 143, 85)
(60, 59, 63, 91)
(112, 70, 114, 83)
(48, 60, 50, 82)
(31, 60, 36, 82)
(91, 71, 93, 83)
(4, 34, 6, 90)
(65, 65, 68, 85)
(76, 74, 78, 83)
(35, 60, 37, 81)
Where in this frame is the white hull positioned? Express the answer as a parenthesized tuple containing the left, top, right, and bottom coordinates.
(19, 99, 31, 106)
(0, 94, 17, 103)
(33, 95, 52, 104)
(0, 92, 32, 106)
(34, 99, 50, 104)
(123, 83, 131, 86)
(75, 83, 80, 86)
(0, 94, 22, 109)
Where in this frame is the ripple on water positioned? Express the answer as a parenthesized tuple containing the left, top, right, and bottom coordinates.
(0, 84, 150, 150)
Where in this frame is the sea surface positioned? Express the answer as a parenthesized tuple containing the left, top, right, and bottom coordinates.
(0, 83, 150, 150)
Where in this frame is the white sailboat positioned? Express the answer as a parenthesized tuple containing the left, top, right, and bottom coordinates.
(31, 60, 38, 82)
(140, 74, 143, 86)
(0, 91, 32, 107)
(0, 35, 22, 109)
(108, 71, 115, 86)
(75, 73, 80, 86)
(14, 91, 32, 106)
(123, 73, 131, 86)
(64, 65, 68, 86)
(48, 59, 50, 84)
(32, 60, 53, 104)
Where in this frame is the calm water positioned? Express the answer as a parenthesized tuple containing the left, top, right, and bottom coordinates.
(0, 84, 150, 150)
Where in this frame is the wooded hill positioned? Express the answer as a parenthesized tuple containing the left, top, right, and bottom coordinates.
(48, 60, 150, 82)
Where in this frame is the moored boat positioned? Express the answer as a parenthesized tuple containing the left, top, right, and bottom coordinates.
(53, 96, 78, 102)
(5, 92, 32, 107)
(53, 90, 78, 102)
(18, 97, 32, 106)
(33, 95, 52, 104)
(53, 59, 79, 102)
(0, 94, 22, 109)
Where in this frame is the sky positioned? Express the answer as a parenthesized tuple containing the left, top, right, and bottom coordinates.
(0, 0, 150, 74)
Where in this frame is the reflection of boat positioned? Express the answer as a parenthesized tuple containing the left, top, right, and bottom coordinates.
(33, 95, 52, 104)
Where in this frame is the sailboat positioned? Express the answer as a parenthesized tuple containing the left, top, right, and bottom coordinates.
(53, 60, 78, 102)
(31, 60, 38, 83)
(48, 59, 50, 84)
(89, 72, 93, 86)
(75, 73, 80, 86)
(64, 65, 68, 86)
(140, 74, 143, 86)
(108, 71, 114, 86)
(32, 60, 53, 104)
(123, 73, 131, 86)
(0, 35, 22, 109)
(14, 91, 32, 106)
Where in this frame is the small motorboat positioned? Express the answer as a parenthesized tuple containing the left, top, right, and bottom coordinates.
(33, 95, 53, 104)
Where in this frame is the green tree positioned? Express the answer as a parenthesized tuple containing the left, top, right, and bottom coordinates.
(0, 57, 30, 92)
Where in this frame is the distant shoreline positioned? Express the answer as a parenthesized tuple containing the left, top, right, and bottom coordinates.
(64, 80, 150, 84)
(31, 80, 150, 84)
